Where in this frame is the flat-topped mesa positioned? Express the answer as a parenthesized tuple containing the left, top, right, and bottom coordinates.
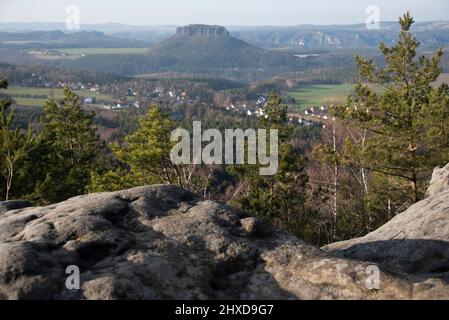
(176, 24, 230, 38)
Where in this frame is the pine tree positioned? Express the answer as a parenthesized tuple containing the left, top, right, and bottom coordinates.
(0, 78, 34, 200)
(89, 105, 207, 193)
(231, 91, 315, 241)
(332, 12, 449, 204)
(33, 87, 99, 203)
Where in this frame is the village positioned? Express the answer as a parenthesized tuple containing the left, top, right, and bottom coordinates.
(224, 95, 330, 128)
(8, 69, 333, 129)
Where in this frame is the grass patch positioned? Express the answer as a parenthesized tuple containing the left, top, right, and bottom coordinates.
(58, 48, 148, 56)
(285, 84, 355, 112)
(5, 86, 113, 107)
(10, 97, 48, 107)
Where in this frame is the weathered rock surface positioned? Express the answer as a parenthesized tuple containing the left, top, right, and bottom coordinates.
(324, 165, 449, 284)
(426, 163, 449, 197)
(0, 184, 448, 300)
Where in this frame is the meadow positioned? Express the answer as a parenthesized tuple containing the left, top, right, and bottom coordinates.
(5, 86, 113, 107)
(285, 83, 355, 112)
(58, 48, 149, 56)
(285, 75, 449, 113)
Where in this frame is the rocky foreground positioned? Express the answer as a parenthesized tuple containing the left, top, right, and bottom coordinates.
(0, 164, 449, 300)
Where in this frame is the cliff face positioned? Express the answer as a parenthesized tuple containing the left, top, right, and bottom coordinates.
(0, 165, 448, 300)
(176, 24, 230, 38)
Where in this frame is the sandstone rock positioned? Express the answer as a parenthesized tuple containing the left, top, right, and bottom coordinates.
(324, 187, 449, 281)
(426, 163, 449, 197)
(176, 25, 230, 38)
(0, 200, 31, 215)
(0, 184, 448, 300)
(240, 217, 272, 238)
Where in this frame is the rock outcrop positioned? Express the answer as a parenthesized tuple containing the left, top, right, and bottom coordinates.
(425, 163, 449, 197)
(1, 182, 449, 300)
(176, 25, 230, 38)
(324, 164, 449, 284)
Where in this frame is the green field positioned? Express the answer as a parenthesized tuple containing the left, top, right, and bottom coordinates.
(285, 84, 355, 112)
(5, 86, 113, 107)
(58, 48, 149, 56)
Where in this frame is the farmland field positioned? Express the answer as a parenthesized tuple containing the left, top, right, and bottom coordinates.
(285, 84, 355, 112)
(58, 48, 149, 56)
(286, 77, 447, 112)
(5, 86, 114, 107)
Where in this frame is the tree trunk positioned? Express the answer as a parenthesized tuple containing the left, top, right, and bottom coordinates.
(5, 149, 13, 201)
(411, 175, 418, 203)
(408, 143, 419, 203)
(332, 121, 338, 242)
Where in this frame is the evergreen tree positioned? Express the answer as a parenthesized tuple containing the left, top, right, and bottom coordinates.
(113, 105, 178, 185)
(332, 12, 449, 204)
(231, 92, 316, 241)
(89, 105, 207, 193)
(33, 87, 99, 203)
(0, 78, 34, 200)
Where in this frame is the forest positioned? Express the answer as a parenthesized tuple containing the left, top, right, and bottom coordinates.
(1, 13, 448, 246)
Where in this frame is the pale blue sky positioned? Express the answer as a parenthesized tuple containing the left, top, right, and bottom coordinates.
(0, 0, 448, 26)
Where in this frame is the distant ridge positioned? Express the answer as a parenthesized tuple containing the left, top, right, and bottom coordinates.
(0, 30, 148, 49)
(59, 24, 305, 80)
(1, 21, 448, 49)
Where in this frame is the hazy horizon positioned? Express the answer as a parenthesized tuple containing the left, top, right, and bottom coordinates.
(1, 0, 448, 27)
(2, 19, 449, 28)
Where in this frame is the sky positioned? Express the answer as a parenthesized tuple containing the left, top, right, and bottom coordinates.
(0, 0, 448, 26)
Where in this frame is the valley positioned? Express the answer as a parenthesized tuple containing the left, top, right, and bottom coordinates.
(1, 1, 449, 304)
(0, 14, 449, 252)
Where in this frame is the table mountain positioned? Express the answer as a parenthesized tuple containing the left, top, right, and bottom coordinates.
(58, 25, 307, 80)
